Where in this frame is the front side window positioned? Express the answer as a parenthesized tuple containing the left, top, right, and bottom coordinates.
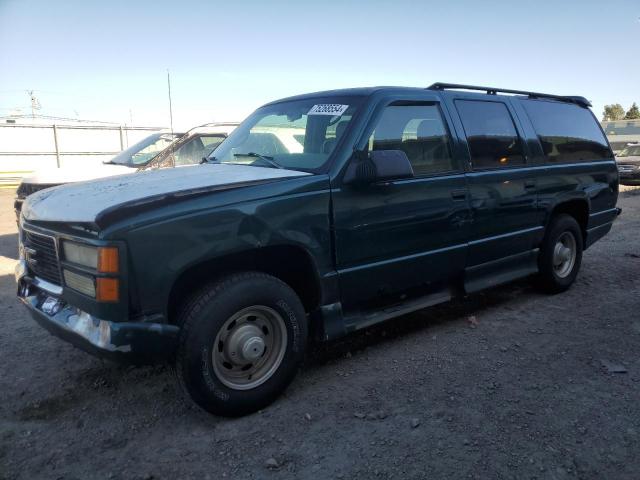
(456, 100, 525, 169)
(367, 103, 455, 175)
(173, 135, 226, 166)
(523, 100, 612, 163)
(210, 97, 362, 172)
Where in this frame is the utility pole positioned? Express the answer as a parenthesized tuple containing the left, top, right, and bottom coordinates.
(167, 70, 174, 135)
(167, 69, 175, 166)
(27, 90, 41, 118)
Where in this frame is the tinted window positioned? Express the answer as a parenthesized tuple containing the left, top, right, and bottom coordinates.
(456, 100, 524, 169)
(523, 100, 612, 163)
(368, 103, 455, 175)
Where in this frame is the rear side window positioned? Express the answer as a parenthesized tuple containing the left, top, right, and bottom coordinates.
(368, 103, 455, 175)
(455, 100, 525, 169)
(522, 100, 611, 163)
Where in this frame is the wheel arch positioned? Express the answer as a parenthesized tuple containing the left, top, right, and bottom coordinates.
(546, 198, 589, 245)
(167, 245, 322, 324)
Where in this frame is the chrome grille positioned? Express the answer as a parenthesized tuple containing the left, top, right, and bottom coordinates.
(22, 229, 62, 286)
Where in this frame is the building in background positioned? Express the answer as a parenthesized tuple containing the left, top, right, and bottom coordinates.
(601, 119, 640, 154)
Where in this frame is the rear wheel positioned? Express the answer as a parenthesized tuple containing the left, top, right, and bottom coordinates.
(536, 214, 583, 293)
(175, 272, 307, 416)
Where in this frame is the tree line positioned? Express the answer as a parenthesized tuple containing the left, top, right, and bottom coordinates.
(602, 103, 640, 121)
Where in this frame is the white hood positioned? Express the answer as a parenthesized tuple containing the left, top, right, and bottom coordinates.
(22, 163, 310, 224)
(22, 163, 134, 185)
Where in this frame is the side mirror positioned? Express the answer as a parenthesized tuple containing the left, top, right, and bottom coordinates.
(344, 149, 414, 184)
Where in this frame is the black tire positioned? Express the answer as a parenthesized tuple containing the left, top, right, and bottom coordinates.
(175, 272, 307, 417)
(536, 214, 583, 294)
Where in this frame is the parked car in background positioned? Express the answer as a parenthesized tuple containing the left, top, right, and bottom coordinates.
(616, 142, 640, 185)
(16, 84, 620, 417)
(14, 131, 182, 216)
(14, 123, 239, 218)
(141, 123, 239, 170)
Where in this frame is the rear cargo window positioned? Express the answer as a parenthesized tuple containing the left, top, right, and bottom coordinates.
(522, 100, 611, 163)
(455, 100, 525, 169)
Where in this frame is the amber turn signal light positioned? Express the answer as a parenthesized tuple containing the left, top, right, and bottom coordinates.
(96, 277, 119, 302)
(98, 247, 119, 273)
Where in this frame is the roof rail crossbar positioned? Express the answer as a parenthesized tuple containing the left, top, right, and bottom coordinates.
(427, 83, 591, 108)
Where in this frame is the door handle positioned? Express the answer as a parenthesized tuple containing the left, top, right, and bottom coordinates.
(450, 189, 468, 200)
(524, 180, 536, 190)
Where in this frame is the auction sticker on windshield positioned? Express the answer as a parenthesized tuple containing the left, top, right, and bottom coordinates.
(308, 104, 349, 116)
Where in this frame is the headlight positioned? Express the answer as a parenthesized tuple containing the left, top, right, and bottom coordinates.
(62, 242, 119, 273)
(61, 242, 120, 301)
(63, 241, 98, 269)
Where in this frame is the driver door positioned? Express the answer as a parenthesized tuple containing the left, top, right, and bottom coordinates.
(332, 99, 471, 309)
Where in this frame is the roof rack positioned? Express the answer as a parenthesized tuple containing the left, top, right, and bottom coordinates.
(427, 83, 591, 108)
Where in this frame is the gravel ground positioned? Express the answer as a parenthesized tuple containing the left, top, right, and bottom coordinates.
(1, 187, 639, 480)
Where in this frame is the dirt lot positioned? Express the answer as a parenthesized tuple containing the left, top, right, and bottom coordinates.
(1, 187, 639, 480)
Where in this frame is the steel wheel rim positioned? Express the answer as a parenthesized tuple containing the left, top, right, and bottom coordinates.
(552, 231, 577, 278)
(212, 305, 287, 390)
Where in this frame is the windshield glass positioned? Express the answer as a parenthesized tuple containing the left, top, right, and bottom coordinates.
(208, 96, 363, 172)
(141, 133, 228, 170)
(618, 144, 640, 157)
(108, 133, 179, 166)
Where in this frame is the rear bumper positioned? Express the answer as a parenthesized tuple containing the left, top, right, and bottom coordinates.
(17, 268, 178, 364)
(584, 207, 621, 250)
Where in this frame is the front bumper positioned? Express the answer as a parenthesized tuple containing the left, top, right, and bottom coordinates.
(14, 198, 23, 221)
(16, 263, 179, 363)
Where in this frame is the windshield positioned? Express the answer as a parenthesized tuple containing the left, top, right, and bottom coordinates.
(141, 133, 228, 170)
(108, 133, 179, 166)
(208, 96, 363, 172)
(618, 144, 640, 157)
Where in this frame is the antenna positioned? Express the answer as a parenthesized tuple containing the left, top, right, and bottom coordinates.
(167, 70, 174, 134)
(167, 69, 175, 167)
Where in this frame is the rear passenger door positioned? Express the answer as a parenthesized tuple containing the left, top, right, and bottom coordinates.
(333, 99, 471, 308)
(447, 98, 542, 291)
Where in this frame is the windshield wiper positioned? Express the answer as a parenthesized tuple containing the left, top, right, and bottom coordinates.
(233, 152, 283, 169)
(201, 156, 219, 164)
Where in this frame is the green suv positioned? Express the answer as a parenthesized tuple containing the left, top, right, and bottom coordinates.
(16, 83, 620, 416)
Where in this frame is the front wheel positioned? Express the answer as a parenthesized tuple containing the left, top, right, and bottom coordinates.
(536, 214, 583, 293)
(175, 272, 307, 416)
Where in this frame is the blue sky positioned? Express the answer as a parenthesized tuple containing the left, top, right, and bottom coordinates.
(0, 0, 638, 129)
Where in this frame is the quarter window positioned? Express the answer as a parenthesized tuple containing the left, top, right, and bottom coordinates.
(455, 100, 525, 169)
(522, 100, 612, 163)
(368, 103, 455, 175)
